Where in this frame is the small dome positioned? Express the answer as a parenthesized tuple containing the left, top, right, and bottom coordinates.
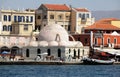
(39, 41, 48, 47)
(67, 41, 75, 47)
(67, 41, 83, 47)
(49, 41, 58, 46)
(59, 41, 68, 46)
(30, 41, 38, 46)
(75, 41, 83, 47)
(38, 24, 69, 42)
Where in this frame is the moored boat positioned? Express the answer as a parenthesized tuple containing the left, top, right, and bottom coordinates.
(82, 57, 115, 65)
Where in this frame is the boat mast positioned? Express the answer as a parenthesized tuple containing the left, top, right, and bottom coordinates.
(90, 31, 94, 57)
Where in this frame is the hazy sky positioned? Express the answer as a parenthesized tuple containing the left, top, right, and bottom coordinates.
(0, 0, 120, 11)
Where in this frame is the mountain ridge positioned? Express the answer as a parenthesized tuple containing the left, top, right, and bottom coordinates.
(92, 10, 120, 21)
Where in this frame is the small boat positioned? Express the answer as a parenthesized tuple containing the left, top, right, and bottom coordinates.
(82, 48, 115, 65)
(82, 57, 115, 65)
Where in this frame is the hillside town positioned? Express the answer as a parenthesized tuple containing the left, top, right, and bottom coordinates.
(0, 4, 120, 64)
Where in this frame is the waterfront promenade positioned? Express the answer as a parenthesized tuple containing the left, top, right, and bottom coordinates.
(0, 61, 120, 65)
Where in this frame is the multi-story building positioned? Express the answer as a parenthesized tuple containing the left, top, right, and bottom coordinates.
(0, 9, 35, 36)
(70, 18, 120, 48)
(71, 8, 94, 34)
(36, 4, 94, 34)
(35, 4, 71, 32)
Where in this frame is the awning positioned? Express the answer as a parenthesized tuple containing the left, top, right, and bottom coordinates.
(94, 48, 120, 56)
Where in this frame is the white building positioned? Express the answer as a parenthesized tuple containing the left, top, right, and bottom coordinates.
(22, 24, 89, 62)
(71, 8, 95, 34)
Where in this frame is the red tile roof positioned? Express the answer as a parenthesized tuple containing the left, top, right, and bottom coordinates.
(85, 24, 120, 30)
(85, 18, 120, 30)
(43, 4, 70, 11)
(96, 18, 119, 24)
(75, 8, 89, 12)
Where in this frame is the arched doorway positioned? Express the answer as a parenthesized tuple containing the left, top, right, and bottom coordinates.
(0, 46, 10, 54)
(58, 49, 61, 58)
(11, 46, 20, 56)
(47, 49, 51, 56)
(26, 49, 29, 57)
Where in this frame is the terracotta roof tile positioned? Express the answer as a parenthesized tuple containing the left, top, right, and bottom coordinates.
(75, 8, 89, 12)
(85, 18, 120, 30)
(96, 18, 119, 24)
(85, 23, 120, 30)
(43, 4, 70, 11)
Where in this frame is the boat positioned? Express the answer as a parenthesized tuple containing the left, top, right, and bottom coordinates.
(82, 57, 115, 65)
(82, 31, 115, 65)
(82, 47, 115, 65)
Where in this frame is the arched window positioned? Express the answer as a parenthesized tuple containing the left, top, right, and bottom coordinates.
(26, 49, 29, 57)
(47, 49, 51, 56)
(58, 49, 61, 57)
(74, 49, 76, 58)
(37, 49, 41, 54)
(26, 16, 29, 22)
(50, 15, 54, 19)
(3, 25, 7, 31)
(8, 15, 11, 21)
(82, 14, 85, 20)
(8, 25, 12, 31)
(18, 16, 21, 22)
(30, 16, 33, 22)
(107, 38, 110, 44)
(86, 14, 89, 18)
(21, 16, 25, 22)
(114, 38, 117, 44)
(3, 15, 7, 21)
(14, 15, 17, 22)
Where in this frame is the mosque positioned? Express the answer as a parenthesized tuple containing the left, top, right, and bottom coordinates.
(22, 24, 89, 62)
(0, 24, 89, 62)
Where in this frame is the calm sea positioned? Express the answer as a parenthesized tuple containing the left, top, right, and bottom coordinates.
(0, 65, 120, 77)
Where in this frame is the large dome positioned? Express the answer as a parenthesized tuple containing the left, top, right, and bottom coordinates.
(38, 24, 69, 42)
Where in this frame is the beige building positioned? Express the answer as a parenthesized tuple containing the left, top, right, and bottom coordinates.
(35, 4, 71, 32)
(71, 8, 94, 34)
(111, 20, 120, 28)
(0, 9, 35, 36)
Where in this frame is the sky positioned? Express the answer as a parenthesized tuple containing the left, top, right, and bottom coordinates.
(0, 0, 120, 11)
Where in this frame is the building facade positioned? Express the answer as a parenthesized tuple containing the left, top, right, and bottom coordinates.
(0, 24, 89, 62)
(35, 4, 71, 32)
(70, 18, 120, 48)
(71, 8, 94, 34)
(0, 9, 35, 36)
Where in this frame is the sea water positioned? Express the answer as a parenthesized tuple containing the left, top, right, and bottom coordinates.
(0, 65, 120, 77)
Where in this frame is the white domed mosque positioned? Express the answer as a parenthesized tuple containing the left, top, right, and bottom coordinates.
(22, 24, 89, 62)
